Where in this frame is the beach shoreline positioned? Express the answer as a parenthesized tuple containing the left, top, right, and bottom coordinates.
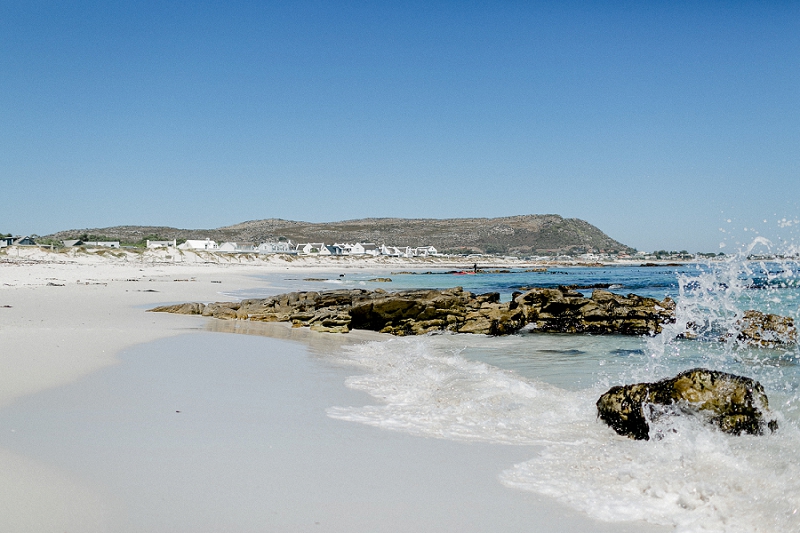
(0, 251, 675, 532)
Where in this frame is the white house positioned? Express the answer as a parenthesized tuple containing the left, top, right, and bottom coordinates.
(296, 243, 326, 255)
(219, 242, 256, 252)
(346, 242, 379, 256)
(413, 246, 438, 257)
(380, 245, 412, 257)
(257, 242, 293, 254)
(333, 243, 353, 255)
(179, 239, 219, 251)
(146, 239, 177, 249)
(85, 241, 120, 248)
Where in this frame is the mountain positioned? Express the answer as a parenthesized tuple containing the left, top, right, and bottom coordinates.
(43, 215, 633, 255)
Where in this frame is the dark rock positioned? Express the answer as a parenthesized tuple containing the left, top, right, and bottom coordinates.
(597, 368, 778, 440)
(149, 286, 676, 337)
(733, 310, 796, 347)
(519, 288, 675, 336)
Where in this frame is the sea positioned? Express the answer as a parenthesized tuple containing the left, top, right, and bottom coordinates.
(233, 250, 800, 533)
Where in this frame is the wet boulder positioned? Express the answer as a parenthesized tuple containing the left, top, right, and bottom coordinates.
(733, 310, 797, 347)
(597, 368, 777, 440)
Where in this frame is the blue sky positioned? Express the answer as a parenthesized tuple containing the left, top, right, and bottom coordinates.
(2, 1, 798, 252)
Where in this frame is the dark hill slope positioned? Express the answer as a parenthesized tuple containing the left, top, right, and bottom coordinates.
(45, 215, 632, 255)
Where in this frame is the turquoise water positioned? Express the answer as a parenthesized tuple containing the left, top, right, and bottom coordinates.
(239, 265, 691, 301)
(233, 257, 800, 532)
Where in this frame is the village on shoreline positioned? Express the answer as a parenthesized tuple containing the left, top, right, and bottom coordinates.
(0, 233, 756, 265)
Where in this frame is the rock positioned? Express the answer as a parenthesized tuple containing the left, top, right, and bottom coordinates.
(519, 288, 675, 336)
(596, 368, 778, 440)
(149, 286, 676, 337)
(733, 310, 796, 347)
(368, 278, 392, 282)
(147, 302, 206, 315)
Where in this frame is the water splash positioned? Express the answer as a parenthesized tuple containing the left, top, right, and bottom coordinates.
(647, 238, 799, 367)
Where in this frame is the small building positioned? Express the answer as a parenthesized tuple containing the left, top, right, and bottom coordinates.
(62, 239, 85, 247)
(178, 239, 219, 251)
(85, 241, 120, 248)
(315, 245, 345, 256)
(296, 243, 325, 255)
(380, 245, 412, 257)
(413, 246, 437, 257)
(327, 244, 346, 255)
(257, 242, 293, 254)
(333, 242, 353, 255)
(348, 242, 379, 256)
(219, 242, 256, 253)
(3, 236, 37, 247)
(146, 240, 177, 249)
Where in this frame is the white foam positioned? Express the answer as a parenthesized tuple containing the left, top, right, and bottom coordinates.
(328, 336, 591, 445)
(328, 335, 800, 532)
(501, 420, 800, 532)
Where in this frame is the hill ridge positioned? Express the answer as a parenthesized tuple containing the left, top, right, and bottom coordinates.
(44, 215, 632, 255)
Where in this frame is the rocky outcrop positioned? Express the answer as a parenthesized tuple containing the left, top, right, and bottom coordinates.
(149, 286, 675, 336)
(596, 368, 778, 440)
(515, 288, 674, 335)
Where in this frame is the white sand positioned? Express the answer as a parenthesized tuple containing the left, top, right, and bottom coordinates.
(0, 248, 668, 532)
(0, 254, 274, 530)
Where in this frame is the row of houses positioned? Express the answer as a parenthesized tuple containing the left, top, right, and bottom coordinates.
(3, 235, 438, 257)
(62, 239, 121, 248)
(1, 236, 37, 247)
(169, 239, 438, 257)
(294, 243, 438, 257)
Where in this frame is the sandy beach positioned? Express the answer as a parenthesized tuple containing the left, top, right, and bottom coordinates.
(0, 248, 667, 532)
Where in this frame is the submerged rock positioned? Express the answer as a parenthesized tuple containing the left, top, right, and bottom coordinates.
(596, 368, 778, 440)
(148, 286, 675, 337)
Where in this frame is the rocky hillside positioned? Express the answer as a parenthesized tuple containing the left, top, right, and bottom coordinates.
(44, 215, 632, 255)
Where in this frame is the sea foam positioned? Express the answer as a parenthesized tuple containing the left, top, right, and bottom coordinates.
(328, 335, 800, 532)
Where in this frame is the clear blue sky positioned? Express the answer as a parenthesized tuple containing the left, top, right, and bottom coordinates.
(2, 1, 798, 252)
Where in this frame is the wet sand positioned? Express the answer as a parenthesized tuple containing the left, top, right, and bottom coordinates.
(0, 330, 667, 532)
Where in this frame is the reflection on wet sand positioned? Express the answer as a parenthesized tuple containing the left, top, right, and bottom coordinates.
(203, 318, 387, 356)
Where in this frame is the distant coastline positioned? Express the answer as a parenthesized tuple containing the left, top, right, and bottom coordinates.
(0, 244, 710, 269)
